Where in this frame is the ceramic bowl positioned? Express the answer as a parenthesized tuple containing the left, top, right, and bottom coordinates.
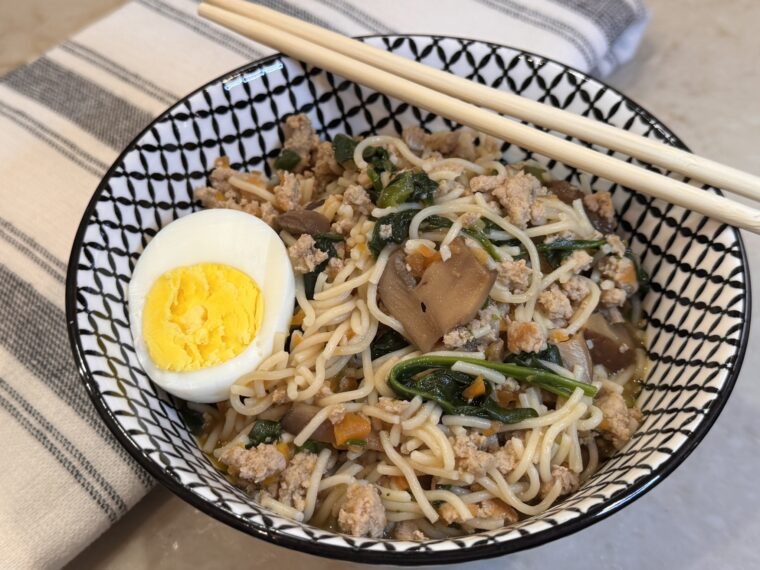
(66, 35, 750, 564)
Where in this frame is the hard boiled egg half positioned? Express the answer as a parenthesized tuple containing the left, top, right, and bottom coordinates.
(128, 209, 295, 403)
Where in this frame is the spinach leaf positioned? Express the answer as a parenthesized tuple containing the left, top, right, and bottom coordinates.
(246, 420, 282, 449)
(625, 248, 650, 295)
(274, 149, 301, 172)
(332, 134, 358, 166)
(179, 406, 205, 436)
(377, 171, 438, 208)
(363, 145, 395, 173)
(370, 326, 410, 360)
(295, 439, 327, 454)
(506, 344, 563, 371)
(513, 238, 607, 268)
(389, 355, 596, 405)
(420, 215, 502, 261)
(345, 439, 368, 446)
(390, 365, 537, 424)
(363, 146, 395, 200)
(368, 208, 420, 257)
(303, 233, 346, 299)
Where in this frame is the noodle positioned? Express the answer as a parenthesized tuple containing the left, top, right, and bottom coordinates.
(190, 123, 647, 542)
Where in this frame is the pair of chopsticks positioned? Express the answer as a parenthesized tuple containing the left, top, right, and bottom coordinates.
(198, 0, 760, 234)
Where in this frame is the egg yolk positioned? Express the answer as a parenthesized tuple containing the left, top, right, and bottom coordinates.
(142, 263, 263, 372)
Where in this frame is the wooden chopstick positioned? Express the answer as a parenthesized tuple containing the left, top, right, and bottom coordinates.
(198, 1, 760, 234)
(205, 0, 760, 203)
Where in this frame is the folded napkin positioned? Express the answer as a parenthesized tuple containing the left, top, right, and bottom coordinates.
(0, 0, 648, 567)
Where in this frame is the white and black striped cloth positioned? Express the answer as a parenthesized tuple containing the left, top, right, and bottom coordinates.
(0, 0, 648, 567)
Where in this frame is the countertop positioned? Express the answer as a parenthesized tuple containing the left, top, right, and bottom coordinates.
(3, 1, 759, 568)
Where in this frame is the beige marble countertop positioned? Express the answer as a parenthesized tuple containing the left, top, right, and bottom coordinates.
(4, 1, 759, 568)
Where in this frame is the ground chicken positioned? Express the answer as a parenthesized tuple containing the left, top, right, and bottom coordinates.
(469, 172, 506, 193)
(568, 250, 594, 272)
(331, 217, 355, 236)
(278, 452, 318, 512)
(596, 388, 643, 449)
(497, 259, 531, 293)
(507, 321, 547, 354)
(378, 223, 393, 239)
(326, 257, 347, 280)
(260, 201, 278, 226)
(605, 233, 626, 256)
(451, 433, 495, 478)
(271, 385, 290, 405)
(492, 172, 544, 228)
(328, 404, 347, 425)
(273, 172, 301, 211)
(493, 437, 521, 475)
(439, 499, 518, 525)
(459, 212, 481, 228)
(376, 397, 409, 415)
(312, 141, 342, 191)
(219, 444, 286, 483)
(393, 520, 427, 541)
(337, 482, 387, 538)
(195, 185, 262, 217)
(597, 255, 638, 294)
(600, 287, 628, 307)
(283, 113, 319, 171)
(562, 276, 590, 302)
(537, 285, 573, 325)
(442, 304, 503, 351)
(540, 465, 580, 498)
(343, 184, 373, 215)
(288, 234, 328, 273)
(402, 125, 427, 153)
(583, 192, 615, 227)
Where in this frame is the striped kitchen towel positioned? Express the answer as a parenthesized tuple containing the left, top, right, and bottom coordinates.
(0, 0, 648, 568)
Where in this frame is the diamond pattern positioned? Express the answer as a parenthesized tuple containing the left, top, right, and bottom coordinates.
(66, 35, 749, 563)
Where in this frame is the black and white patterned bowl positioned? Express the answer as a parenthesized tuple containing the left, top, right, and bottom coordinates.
(66, 35, 750, 564)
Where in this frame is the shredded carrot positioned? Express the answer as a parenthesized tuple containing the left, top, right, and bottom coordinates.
(276, 442, 292, 459)
(391, 476, 410, 491)
(418, 244, 436, 258)
(550, 330, 570, 343)
(483, 421, 503, 437)
(424, 252, 442, 268)
(291, 309, 305, 327)
(463, 375, 486, 401)
(334, 413, 372, 446)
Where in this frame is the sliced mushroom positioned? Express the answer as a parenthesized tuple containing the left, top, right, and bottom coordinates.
(378, 249, 442, 352)
(280, 403, 334, 443)
(274, 209, 331, 235)
(546, 180, 584, 205)
(414, 237, 497, 333)
(555, 333, 593, 383)
(583, 313, 637, 373)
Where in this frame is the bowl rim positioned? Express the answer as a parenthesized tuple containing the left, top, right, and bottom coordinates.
(65, 34, 752, 565)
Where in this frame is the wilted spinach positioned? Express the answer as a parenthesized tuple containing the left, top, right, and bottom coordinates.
(368, 208, 420, 257)
(179, 405, 205, 436)
(332, 134, 358, 166)
(246, 420, 282, 449)
(274, 149, 301, 171)
(370, 326, 410, 360)
(295, 439, 328, 454)
(506, 344, 563, 371)
(303, 233, 346, 299)
(377, 171, 438, 208)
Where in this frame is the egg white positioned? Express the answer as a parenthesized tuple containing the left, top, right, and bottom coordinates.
(128, 209, 295, 403)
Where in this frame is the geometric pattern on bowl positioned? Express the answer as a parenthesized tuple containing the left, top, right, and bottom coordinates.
(66, 35, 750, 564)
